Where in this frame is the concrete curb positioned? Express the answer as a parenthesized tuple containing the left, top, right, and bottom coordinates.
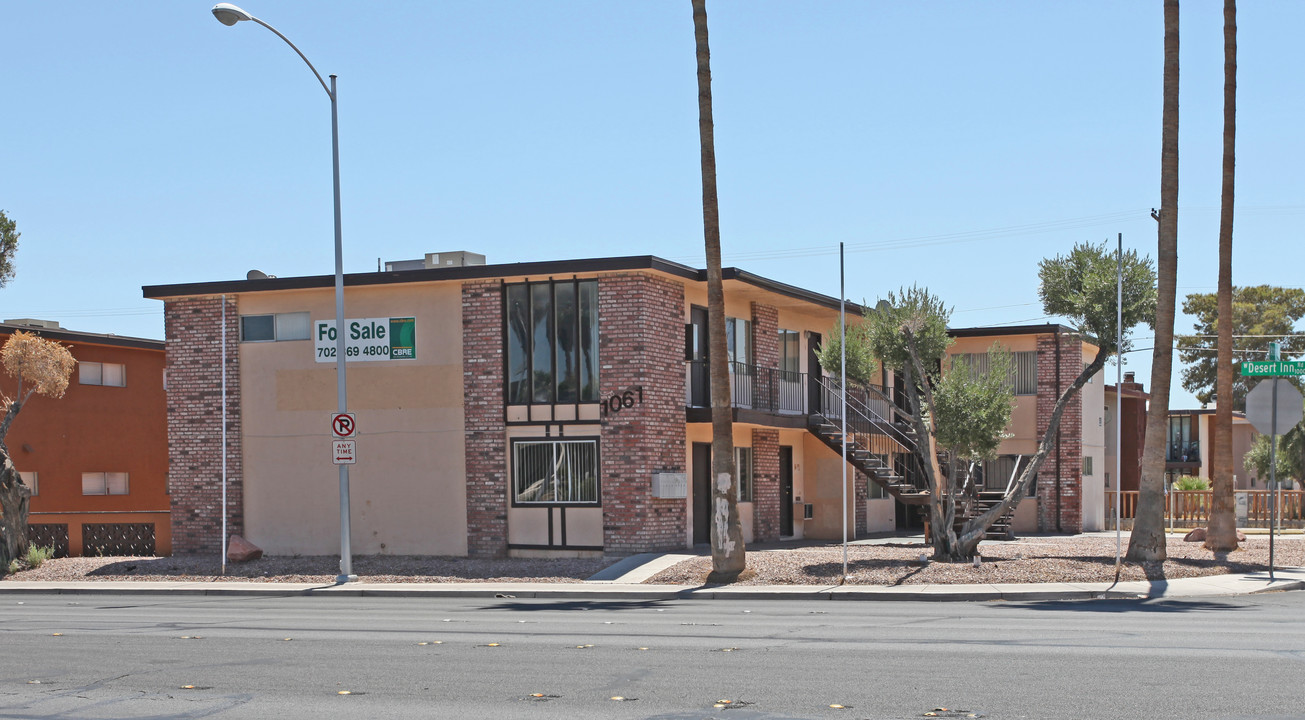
(3, 569, 1303, 603)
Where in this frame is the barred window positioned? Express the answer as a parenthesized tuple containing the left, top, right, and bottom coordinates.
(512, 439, 599, 504)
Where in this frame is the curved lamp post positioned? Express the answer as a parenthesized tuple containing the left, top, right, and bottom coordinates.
(212, 3, 355, 583)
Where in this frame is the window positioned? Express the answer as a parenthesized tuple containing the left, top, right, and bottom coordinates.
(240, 312, 311, 342)
(79, 362, 126, 387)
(1083, 456, 1094, 476)
(512, 439, 599, 504)
(505, 280, 599, 404)
(981, 455, 1033, 493)
(726, 317, 752, 366)
(735, 447, 753, 502)
(19, 471, 37, 496)
(779, 329, 800, 381)
(1167, 416, 1197, 462)
(950, 350, 1036, 395)
(82, 472, 129, 496)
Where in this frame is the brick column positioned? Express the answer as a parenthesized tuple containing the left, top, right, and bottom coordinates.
(751, 303, 779, 408)
(1036, 332, 1084, 533)
(751, 428, 780, 542)
(164, 296, 242, 555)
(599, 273, 687, 553)
(462, 280, 508, 557)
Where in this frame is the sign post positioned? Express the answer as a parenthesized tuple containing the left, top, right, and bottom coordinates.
(1243, 376, 1304, 580)
(331, 412, 357, 466)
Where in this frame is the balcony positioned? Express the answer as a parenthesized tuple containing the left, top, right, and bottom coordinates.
(684, 360, 906, 428)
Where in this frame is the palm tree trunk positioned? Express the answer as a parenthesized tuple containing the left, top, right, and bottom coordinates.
(692, 0, 744, 581)
(1129, 0, 1179, 562)
(1206, 0, 1239, 552)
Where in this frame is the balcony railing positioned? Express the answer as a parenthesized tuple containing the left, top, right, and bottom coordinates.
(686, 360, 810, 415)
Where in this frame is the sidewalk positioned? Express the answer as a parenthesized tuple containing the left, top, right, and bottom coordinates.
(4, 566, 1302, 603)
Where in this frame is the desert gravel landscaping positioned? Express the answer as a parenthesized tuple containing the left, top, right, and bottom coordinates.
(4, 534, 1300, 586)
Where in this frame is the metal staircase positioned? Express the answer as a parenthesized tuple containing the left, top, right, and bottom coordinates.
(808, 377, 1019, 538)
(808, 377, 929, 506)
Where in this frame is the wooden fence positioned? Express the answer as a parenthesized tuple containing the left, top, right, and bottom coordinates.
(1105, 490, 1305, 529)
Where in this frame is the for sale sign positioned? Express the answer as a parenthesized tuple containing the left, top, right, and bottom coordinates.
(314, 317, 417, 363)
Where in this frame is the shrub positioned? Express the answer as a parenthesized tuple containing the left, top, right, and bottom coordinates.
(24, 545, 54, 569)
(1173, 475, 1209, 491)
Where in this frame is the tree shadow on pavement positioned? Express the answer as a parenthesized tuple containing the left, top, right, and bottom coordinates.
(991, 597, 1250, 613)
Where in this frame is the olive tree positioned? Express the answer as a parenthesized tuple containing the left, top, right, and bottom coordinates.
(823, 241, 1155, 560)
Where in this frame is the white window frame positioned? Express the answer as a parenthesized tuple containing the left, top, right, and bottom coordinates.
(79, 362, 127, 387)
(82, 472, 129, 496)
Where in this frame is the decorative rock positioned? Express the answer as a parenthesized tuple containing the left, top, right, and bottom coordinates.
(1184, 527, 1249, 543)
(227, 535, 263, 563)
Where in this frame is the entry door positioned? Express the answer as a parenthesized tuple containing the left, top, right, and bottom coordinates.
(688, 307, 710, 407)
(693, 442, 712, 544)
(779, 446, 794, 536)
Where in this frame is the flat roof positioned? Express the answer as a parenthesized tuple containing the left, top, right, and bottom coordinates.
(0, 323, 163, 351)
(142, 255, 865, 314)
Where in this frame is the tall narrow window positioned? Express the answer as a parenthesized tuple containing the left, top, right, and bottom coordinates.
(779, 329, 800, 381)
(554, 283, 578, 403)
(506, 284, 531, 404)
(531, 284, 554, 403)
(578, 281, 599, 402)
(735, 447, 753, 502)
(504, 280, 599, 405)
(726, 317, 751, 366)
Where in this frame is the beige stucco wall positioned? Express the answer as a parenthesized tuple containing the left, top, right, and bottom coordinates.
(1080, 344, 1107, 530)
(237, 283, 468, 556)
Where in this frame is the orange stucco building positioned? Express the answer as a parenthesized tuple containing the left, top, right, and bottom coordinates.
(1, 320, 169, 556)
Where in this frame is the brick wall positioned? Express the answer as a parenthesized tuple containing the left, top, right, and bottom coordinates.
(462, 280, 508, 557)
(751, 303, 779, 408)
(1035, 332, 1084, 532)
(598, 273, 687, 553)
(751, 428, 780, 542)
(164, 296, 242, 554)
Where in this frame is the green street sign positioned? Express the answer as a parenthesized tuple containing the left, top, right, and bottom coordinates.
(1240, 360, 1305, 377)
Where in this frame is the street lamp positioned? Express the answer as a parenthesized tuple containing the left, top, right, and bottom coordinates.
(212, 3, 355, 583)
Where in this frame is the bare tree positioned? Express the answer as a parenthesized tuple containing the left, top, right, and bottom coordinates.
(1206, 0, 1239, 552)
(1, 331, 77, 571)
(1130, 0, 1180, 562)
(691, 0, 743, 582)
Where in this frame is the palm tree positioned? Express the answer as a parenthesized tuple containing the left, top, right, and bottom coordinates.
(1129, 0, 1179, 562)
(1206, 0, 1239, 552)
(691, 0, 744, 581)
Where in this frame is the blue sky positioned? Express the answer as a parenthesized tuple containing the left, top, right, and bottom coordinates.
(4, 1, 1304, 409)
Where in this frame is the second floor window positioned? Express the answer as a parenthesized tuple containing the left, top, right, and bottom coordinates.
(1167, 416, 1197, 462)
(949, 350, 1037, 395)
(79, 362, 126, 387)
(506, 280, 599, 404)
(726, 317, 751, 366)
(779, 329, 800, 381)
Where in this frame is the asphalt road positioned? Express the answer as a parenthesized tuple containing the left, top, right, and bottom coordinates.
(1, 591, 1303, 719)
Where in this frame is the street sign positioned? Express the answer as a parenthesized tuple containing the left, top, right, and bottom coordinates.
(332, 412, 356, 438)
(1240, 360, 1305, 377)
(1245, 380, 1304, 435)
(332, 439, 356, 465)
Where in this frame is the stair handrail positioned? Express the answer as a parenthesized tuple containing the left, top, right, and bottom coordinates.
(813, 375, 919, 454)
